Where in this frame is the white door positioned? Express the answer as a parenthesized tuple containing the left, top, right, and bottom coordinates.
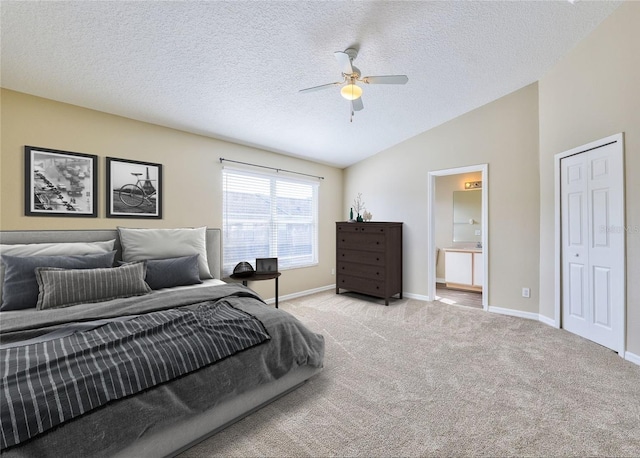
(561, 141, 624, 352)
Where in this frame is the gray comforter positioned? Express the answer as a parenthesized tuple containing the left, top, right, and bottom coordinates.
(0, 283, 325, 457)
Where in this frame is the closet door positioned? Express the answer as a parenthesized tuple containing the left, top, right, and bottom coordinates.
(561, 142, 624, 352)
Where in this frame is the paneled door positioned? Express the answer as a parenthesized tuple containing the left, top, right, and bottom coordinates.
(561, 140, 624, 352)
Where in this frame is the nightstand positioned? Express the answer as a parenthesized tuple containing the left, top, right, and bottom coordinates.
(228, 272, 282, 308)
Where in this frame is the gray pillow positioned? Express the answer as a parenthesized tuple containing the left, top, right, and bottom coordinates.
(144, 255, 202, 290)
(1, 251, 116, 311)
(35, 261, 151, 310)
(118, 227, 213, 279)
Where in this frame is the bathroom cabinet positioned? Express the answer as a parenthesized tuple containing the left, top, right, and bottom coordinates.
(444, 249, 483, 292)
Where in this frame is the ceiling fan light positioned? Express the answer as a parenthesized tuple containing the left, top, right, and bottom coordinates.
(341, 84, 362, 100)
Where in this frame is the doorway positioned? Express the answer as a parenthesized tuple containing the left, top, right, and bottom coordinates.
(427, 164, 488, 310)
(554, 133, 625, 354)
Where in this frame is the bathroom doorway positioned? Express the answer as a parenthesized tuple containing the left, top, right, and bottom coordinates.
(427, 165, 488, 310)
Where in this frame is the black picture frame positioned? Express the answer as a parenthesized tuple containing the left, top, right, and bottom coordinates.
(256, 257, 278, 273)
(24, 146, 98, 217)
(106, 157, 162, 219)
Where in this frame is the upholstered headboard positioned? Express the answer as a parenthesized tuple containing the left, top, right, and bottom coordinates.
(0, 228, 222, 280)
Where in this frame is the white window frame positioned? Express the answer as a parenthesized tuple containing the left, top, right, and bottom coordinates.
(222, 167, 319, 276)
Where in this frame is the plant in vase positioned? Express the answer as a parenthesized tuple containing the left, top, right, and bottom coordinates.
(353, 193, 365, 222)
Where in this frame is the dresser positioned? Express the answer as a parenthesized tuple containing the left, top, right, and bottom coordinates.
(336, 222, 403, 305)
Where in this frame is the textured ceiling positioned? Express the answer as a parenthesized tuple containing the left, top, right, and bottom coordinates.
(0, 1, 621, 168)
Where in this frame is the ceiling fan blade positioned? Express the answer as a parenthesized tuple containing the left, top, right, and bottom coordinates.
(362, 75, 409, 85)
(351, 97, 364, 112)
(334, 51, 354, 75)
(299, 82, 342, 93)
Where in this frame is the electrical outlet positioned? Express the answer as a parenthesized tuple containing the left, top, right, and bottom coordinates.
(331, 268, 335, 275)
(475, 230, 481, 236)
(522, 287, 530, 298)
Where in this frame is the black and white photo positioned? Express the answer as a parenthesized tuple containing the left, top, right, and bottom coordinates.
(24, 146, 97, 217)
(106, 157, 162, 218)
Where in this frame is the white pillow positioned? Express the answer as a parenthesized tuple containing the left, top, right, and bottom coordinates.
(0, 239, 116, 305)
(0, 240, 115, 257)
(118, 227, 212, 279)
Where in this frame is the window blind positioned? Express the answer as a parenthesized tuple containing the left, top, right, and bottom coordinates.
(222, 168, 319, 276)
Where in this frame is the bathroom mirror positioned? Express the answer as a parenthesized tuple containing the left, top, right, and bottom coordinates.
(453, 190, 481, 243)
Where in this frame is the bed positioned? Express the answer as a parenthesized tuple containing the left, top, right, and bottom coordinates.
(0, 228, 324, 457)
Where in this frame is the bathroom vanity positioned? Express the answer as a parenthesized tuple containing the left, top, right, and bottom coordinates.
(444, 248, 483, 292)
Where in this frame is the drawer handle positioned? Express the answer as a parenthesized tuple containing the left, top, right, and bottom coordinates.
(376, 241, 379, 245)
(376, 272, 380, 276)
(342, 239, 345, 242)
(342, 266, 345, 270)
(342, 254, 345, 257)
(376, 258, 379, 261)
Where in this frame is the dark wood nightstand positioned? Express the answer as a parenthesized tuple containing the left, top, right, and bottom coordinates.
(228, 272, 282, 308)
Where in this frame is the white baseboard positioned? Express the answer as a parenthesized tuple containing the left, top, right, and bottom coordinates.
(267, 286, 429, 305)
(436, 277, 446, 284)
(625, 351, 640, 367)
(488, 306, 540, 321)
(262, 284, 335, 305)
(538, 314, 558, 328)
(403, 292, 430, 302)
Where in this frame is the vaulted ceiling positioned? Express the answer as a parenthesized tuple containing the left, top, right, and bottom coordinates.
(0, 1, 621, 167)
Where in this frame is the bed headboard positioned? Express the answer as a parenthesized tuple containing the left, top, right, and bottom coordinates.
(0, 228, 222, 280)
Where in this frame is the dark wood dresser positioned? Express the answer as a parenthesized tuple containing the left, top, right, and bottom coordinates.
(336, 222, 403, 305)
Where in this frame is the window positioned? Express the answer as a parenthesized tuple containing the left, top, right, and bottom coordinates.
(222, 168, 319, 276)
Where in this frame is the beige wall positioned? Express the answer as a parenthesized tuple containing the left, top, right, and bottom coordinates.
(435, 172, 482, 280)
(0, 89, 344, 300)
(344, 83, 541, 312)
(538, 1, 640, 355)
(2, 2, 636, 356)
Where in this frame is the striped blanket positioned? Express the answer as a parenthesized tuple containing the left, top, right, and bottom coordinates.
(0, 300, 270, 449)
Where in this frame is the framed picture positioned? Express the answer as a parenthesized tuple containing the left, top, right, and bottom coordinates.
(256, 257, 278, 273)
(24, 146, 98, 217)
(106, 157, 162, 218)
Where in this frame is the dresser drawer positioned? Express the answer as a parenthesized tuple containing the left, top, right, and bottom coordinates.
(338, 274, 385, 297)
(337, 232, 385, 252)
(337, 262, 385, 280)
(337, 224, 387, 234)
(337, 249, 385, 266)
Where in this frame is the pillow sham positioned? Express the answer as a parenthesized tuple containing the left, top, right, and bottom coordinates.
(118, 227, 212, 279)
(0, 240, 116, 305)
(1, 251, 116, 311)
(133, 255, 202, 290)
(35, 261, 151, 310)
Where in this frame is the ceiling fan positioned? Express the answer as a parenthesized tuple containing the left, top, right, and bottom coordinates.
(299, 48, 408, 119)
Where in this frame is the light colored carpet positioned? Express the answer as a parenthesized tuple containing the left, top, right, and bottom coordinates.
(180, 291, 640, 457)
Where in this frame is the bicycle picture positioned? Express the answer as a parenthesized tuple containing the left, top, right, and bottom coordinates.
(119, 172, 157, 207)
(106, 157, 162, 219)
